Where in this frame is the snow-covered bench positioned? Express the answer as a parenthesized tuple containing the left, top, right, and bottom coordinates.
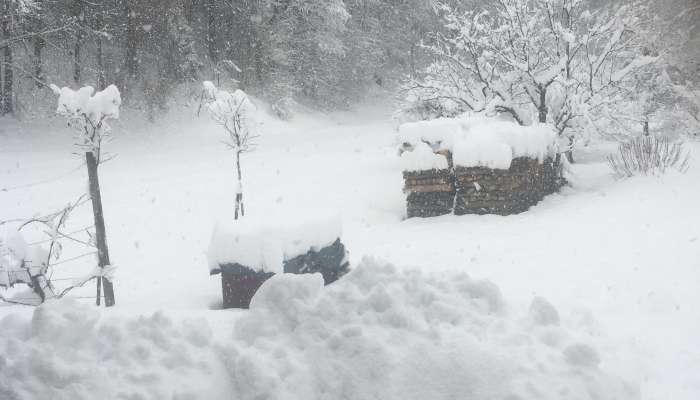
(207, 212, 349, 308)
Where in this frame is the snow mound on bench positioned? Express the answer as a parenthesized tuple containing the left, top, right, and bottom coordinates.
(399, 116, 557, 170)
(207, 211, 342, 274)
(0, 258, 638, 400)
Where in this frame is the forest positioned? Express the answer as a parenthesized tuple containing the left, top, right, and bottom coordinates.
(1, 0, 698, 127)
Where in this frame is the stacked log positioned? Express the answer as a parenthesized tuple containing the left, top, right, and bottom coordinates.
(402, 168, 455, 218)
(404, 157, 564, 217)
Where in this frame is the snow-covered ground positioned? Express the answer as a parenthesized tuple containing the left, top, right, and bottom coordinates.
(0, 102, 698, 399)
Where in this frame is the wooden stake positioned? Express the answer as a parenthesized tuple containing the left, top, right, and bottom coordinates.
(86, 151, 115, 307)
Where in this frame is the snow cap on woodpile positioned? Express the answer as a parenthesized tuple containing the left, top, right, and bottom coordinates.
(207, 210, 342, 275)
(399, 115, 558, 170)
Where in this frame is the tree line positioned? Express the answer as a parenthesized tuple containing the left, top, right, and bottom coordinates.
(1, 0, 697, 125)
(0, 0, 440, 117)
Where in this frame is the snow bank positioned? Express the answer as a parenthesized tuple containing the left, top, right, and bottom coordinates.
(0, 259, 639, 400)
(399, 115, 557, 170)
(0, 299, 229, 400)
(0, 258, 638, 400)
(227, 257, 638, 400)
(207, 211, 342, 274)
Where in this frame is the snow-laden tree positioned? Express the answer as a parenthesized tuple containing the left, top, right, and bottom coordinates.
(200, 81, 257, 220)
(401, 0, 658, 162)
(49, 83, 121, 307)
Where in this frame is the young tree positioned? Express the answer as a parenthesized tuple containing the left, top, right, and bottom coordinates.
(200, 81, 257, 220)
(49, 83, 121, 307)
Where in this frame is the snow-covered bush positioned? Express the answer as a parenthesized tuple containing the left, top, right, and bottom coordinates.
(0, 227, 50, 304)
(200, 81, 257, 220)
(607, 136, 691, 178)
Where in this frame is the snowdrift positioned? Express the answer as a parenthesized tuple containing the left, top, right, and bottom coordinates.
(0, 258, 637, 400)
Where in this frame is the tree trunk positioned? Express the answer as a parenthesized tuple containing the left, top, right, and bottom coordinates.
(1, 0, 13, 115)
(538, 86, 547, 123)
(33, 36, 45, 87)
(85, 151, 115, 307)
(234, 150, 244, 220)
(72, 0, 84, 85)
(409, 44, 416, 78)
(565, 136, 574, 164)
(97, 37, 106, 90)
(125, 0, 138, 84)
(206, 0, 217, 63)
(96, 14, 106, 90)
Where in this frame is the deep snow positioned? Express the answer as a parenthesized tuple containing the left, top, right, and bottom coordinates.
(0, 100, 699, 399)
(0, 259, 638, 400)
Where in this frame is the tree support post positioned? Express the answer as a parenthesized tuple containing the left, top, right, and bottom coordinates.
(86, 151, 115, 307)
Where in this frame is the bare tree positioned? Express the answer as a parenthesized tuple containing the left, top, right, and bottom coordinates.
(200, 81, 258, 220)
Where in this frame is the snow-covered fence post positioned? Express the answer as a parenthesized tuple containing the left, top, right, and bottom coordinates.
(50, 83, 121, 307)
(199, 81, 257, 220)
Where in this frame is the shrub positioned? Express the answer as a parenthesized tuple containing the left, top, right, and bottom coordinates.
(607, 136, 691, 178)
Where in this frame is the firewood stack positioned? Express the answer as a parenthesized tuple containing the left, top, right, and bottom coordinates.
(403, 156, 564, 218)
(403, 167, 455, 218)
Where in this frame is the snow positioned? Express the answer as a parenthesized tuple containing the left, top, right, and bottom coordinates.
(398, 117, 464, 150)
(400, 142, 449, 171)
(202, 81, 255, 126)
(208, 210, 342, 274)
(0, 298, 231, 400)
(0, 258, 638, 400)
(0, 101, 699, 399)
(229, 258, 637, 400)
(0, 227, 48, 288)
(399, 115, 558, 170)
(530, 296, 561, 326)
(49, 84, 122, 122)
